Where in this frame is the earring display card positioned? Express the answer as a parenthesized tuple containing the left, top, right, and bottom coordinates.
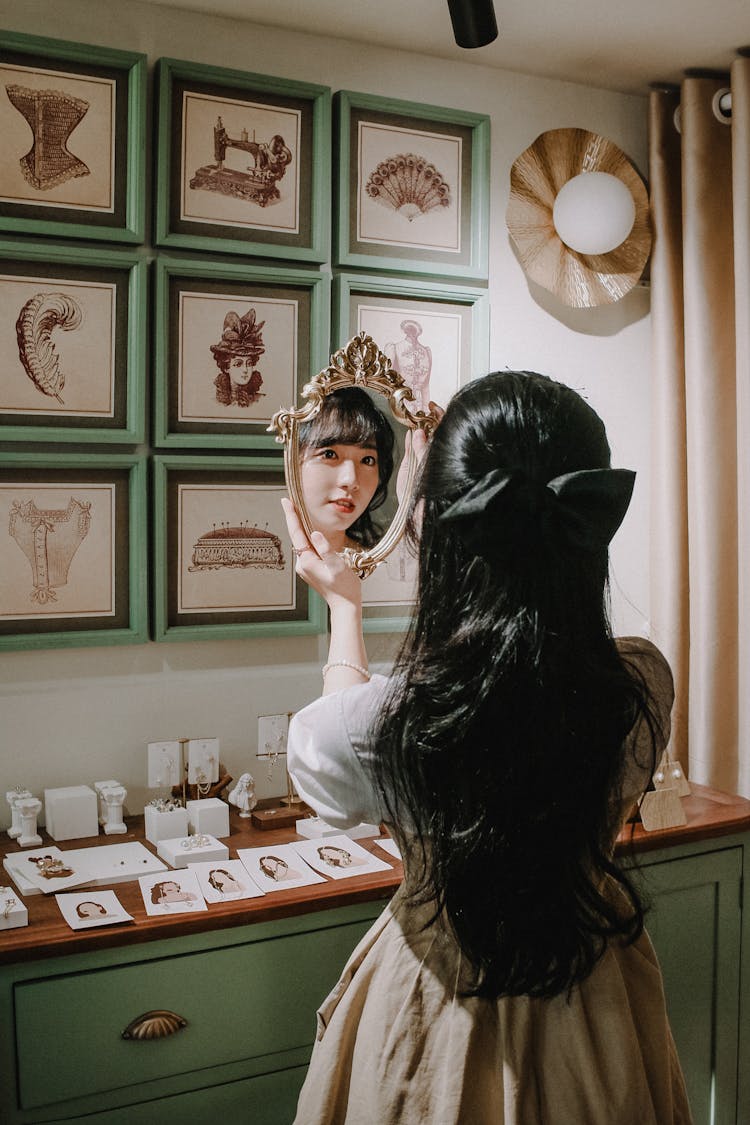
(147, 741, 182, 788)
(237, 843, 325, 891)
(66, 841, 168, 885)
(139, 869, 207, 915)
(292, 834, 393, 880)
(3, 846, 95, 895)
(56, 890, 133, 930)
(187, 737, 220, 785)
(257, 714, 289, 759)
(188, 859, 265, 903)
(639, 788, 687, 832)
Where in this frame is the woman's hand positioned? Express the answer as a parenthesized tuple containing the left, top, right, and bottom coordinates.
(281, 498, 363, 613)
(281, 497, 369, 695)
(395, 407, 443, 505)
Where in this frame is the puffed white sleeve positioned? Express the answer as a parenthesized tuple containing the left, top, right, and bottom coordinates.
(286, 674, 390, 829)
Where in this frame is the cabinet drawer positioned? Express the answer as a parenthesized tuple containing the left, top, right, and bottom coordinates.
(14, 916, 372, 1110)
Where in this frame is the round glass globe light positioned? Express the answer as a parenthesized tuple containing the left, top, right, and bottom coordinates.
(552, 171, 636, 255)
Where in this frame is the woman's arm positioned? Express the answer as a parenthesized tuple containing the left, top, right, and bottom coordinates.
(281, 497, 369, 694)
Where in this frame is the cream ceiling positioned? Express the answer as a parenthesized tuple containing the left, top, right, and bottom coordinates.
(139, 0, 748, 95)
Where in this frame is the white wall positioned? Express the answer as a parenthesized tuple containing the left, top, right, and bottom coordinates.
(0, 0, 652, 827)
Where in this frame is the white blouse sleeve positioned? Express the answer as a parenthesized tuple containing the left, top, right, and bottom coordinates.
(286, 674, 390, 829)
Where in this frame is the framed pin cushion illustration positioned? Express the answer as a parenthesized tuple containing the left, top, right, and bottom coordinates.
(153, 455, 326, 642)
(155, 57, 330, 261)
(0, 453, 147, 651)
(0, 240, 146, 444)
(334, 272, 489, 631)
(154, 257, 329, 449)
(335, 90, 489, 280)
(0, 32, 146, 243)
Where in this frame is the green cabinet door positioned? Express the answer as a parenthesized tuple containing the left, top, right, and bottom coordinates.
(640, 847, 742, 1125)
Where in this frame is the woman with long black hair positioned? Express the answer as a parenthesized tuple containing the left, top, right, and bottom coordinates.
(284, 370, 691, 1124)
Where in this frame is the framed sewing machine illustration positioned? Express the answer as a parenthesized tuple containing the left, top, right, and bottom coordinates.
(155, 57, 331, 262)
(0, 453, 147, 651)
(0, 31, 146, 243)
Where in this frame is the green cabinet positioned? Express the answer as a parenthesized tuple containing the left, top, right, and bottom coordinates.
(633, 837, 747, 1125)
(0, 901, 384, 1124)
(0, 827, 747, 1123)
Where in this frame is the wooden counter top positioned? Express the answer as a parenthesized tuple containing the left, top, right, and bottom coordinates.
(2, 783, 749, 966)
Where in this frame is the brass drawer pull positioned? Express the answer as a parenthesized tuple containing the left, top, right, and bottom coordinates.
(122, 1009, 188, 1041)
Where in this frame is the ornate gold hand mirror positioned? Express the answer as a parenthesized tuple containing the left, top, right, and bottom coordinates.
(269, 333, 439, 577)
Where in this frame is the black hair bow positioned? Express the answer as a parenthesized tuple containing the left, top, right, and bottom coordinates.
(439, 467, 636, 554)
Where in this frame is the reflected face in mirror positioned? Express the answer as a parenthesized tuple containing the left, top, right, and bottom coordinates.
(299, 388, 395, 553)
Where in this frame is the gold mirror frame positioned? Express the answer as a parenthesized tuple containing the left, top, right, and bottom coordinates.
(269, 332, 439, 578)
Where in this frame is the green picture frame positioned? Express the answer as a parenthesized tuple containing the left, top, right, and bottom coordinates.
(153, 256, 330, 449)
(0, 239, 146, 444)
(334, 272, 489, 632)
(155, 58, 331, 262)
(0, 453, 147, 651)
(0, 31, 146, 243)
(335, 90, 490, 280)
(153, 454, 326, 642)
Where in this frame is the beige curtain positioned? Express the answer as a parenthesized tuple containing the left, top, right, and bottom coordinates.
(649, 53, 750, 796)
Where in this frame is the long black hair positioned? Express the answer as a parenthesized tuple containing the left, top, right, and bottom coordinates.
(372, 370, 663, 1000)
(299, 387, 395, 548)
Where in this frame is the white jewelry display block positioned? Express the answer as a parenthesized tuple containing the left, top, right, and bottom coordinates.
(186, 798, 230, 838)
(44, 786, 99, 842)
(0, 888, 28, 930)
(295, 817, 340, 839)
(144, 805, 189, 845)
(295, 818, 380, 840)
(156, 834, 229, 870)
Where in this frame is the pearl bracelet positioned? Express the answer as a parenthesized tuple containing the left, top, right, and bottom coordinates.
(322, 660, 371, 681)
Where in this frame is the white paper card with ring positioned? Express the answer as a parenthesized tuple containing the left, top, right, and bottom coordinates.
(269, 333, 440, 577)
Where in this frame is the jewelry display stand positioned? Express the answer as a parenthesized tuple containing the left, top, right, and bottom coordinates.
(16, 797, 42, 847)
(6, 789, 31, 839)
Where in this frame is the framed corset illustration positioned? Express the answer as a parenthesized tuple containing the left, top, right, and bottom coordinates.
(0, 452, 147, 650)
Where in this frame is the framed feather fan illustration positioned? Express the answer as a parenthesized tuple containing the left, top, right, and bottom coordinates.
(0, 240, 145, 444)
(335, 91, 489, 280)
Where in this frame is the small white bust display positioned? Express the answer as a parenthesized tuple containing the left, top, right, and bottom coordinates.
(227, 773, 258, 818)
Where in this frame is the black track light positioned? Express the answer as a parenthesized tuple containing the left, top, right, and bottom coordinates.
(447, 0, 498, 48)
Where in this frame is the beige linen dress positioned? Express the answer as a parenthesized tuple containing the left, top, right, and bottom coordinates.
(287, 639, 693, 1125)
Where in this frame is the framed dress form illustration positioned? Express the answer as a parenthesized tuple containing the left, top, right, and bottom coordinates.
(155, 57, 330, 261)
(0, 31, 146, 243)
(335, 90, 489, 279)
(153, 455, 326, 642)
(153, 256, 329, 449)
(0, 239, 146, 444)
(0, 453, 147, 651)
(334, 272, 489, 630)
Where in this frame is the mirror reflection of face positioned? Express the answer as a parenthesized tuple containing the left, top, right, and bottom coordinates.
(298, 388, 395, 554)
(301, 443, 380, 551)
(229, 354, 260, 386)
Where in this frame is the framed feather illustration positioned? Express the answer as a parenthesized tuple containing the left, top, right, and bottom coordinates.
(0, 240, 146, 444)
(335, 91, 489, 280)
